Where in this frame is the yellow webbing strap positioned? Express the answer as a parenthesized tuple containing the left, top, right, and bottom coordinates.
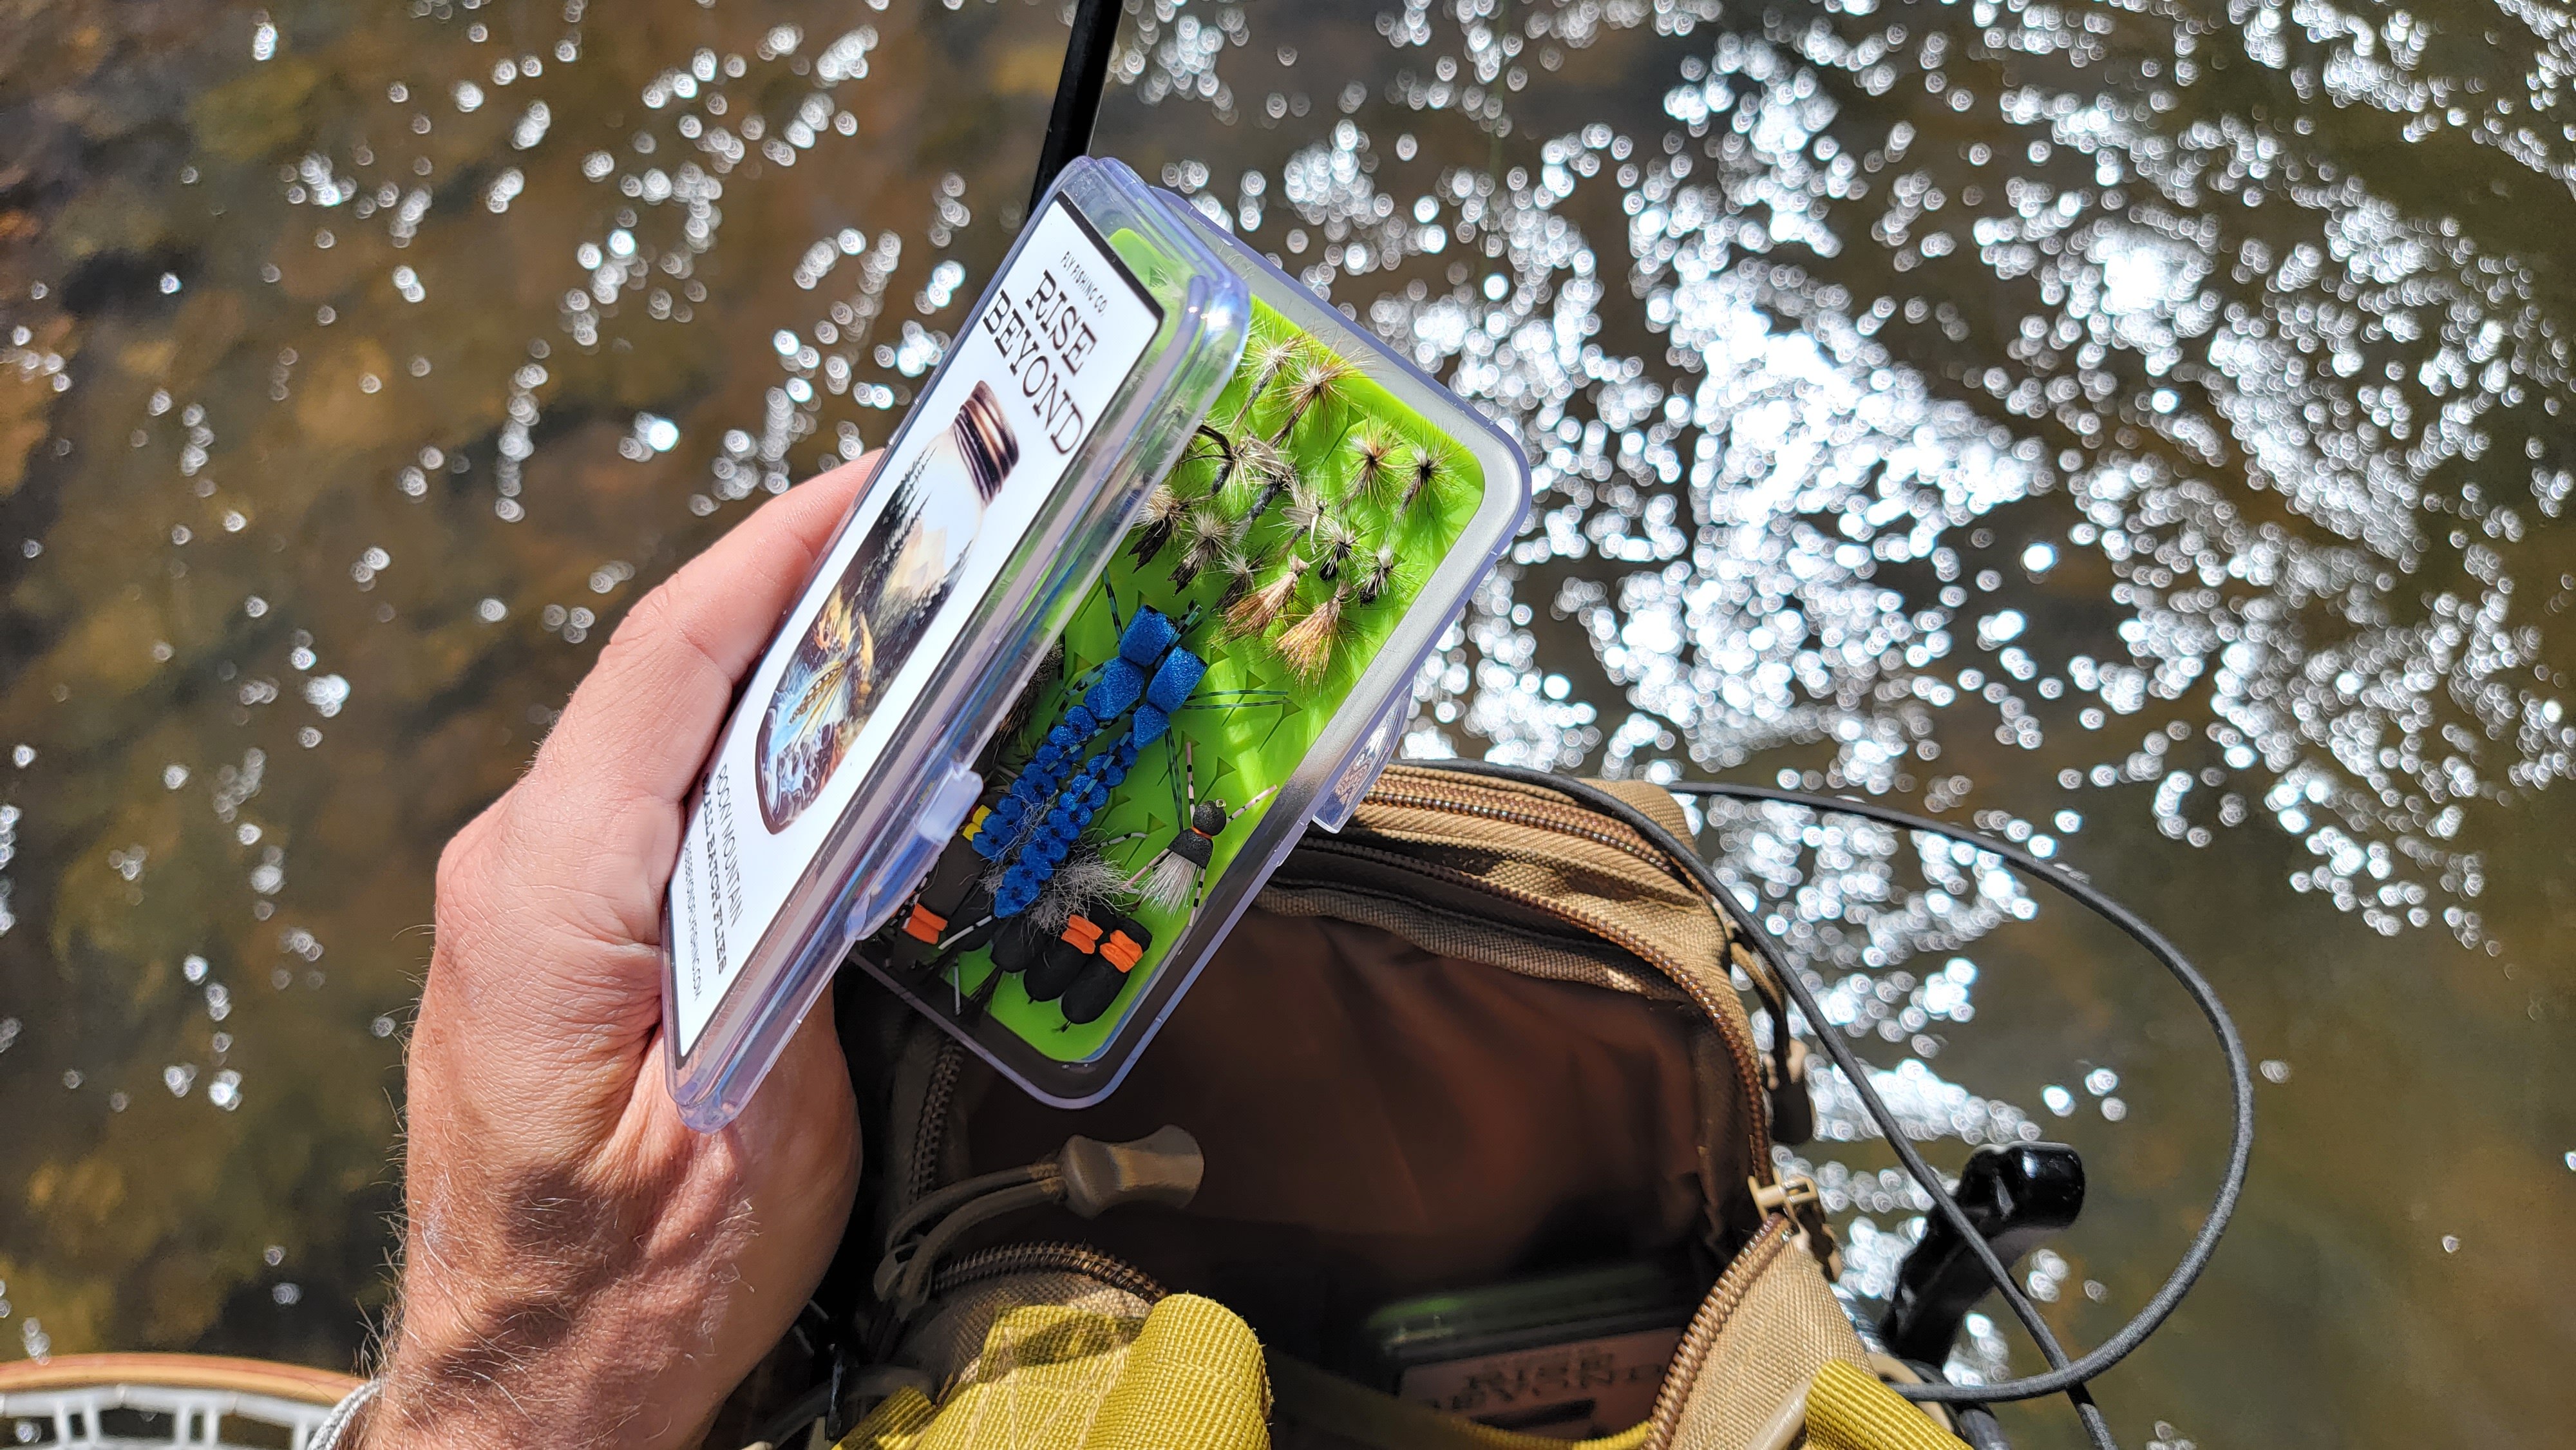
(1090, 1294, 1270, 1450)
(1265, 1353, 1651, 1450)
(838, 1294, 1268, 1450)
(1803, 1359, 1969, 1450)
(844, 1385, 940, 1448)
(835, 1297, 1958, 1450)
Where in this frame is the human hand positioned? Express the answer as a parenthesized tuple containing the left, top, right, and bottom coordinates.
(368, 462, 873, 1449)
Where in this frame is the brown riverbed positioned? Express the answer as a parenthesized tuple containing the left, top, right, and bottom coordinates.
(2, 2, 2571, 1445)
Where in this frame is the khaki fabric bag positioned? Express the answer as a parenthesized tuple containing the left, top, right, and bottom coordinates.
(790, 766, 1912, 1450)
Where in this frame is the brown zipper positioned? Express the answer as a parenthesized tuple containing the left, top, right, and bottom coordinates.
(905, 1036, 966, 1206)
(1364, 779, 1683, 876)
(893, 1039, 1168, 1328)
(1640, 1216, 1795, 1450)
(1371, 775, 1795, 1018)
(930, 1241, 1168, 1304)
(897, 1040, 1167, 1318)
(1298, 833, 1773, 1169)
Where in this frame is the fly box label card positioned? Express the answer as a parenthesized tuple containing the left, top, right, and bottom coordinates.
(669, 198, 1162, 1058)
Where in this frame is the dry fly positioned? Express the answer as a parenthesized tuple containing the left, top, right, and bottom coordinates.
(1270, 350, 1357, 442)
(1188, 424, 1238, 491)
(1226, 552, 1309, 639)
(1124, 480, 1189, 567)
(1233, 435, 1297, 525)
(1399, 442, 1457, 518)
(1129, 742, 1280, 914)
(1230, 334, 1306, 429)
(1282, 474, 1331, 540)
(1213, 543, 1265, 616)
(1347, 424, 1401, 503)
(1354, 542, 1402, 605)
(1310, 513, 1359, 581)
(1168, 498, 1238, 589)
(1273, 583, 1355, 683)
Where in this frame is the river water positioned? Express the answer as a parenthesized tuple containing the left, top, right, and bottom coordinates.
(3, 1, 2570, 1445)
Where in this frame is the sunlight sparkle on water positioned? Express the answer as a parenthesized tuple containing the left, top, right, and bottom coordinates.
(5, 2, 2573, 1418)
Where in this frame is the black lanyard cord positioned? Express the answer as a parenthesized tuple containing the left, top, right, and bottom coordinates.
(1419, 760, 2255, 1450)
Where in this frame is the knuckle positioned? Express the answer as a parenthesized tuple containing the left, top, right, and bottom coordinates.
(594, 578, 726, 694)
(611, 579, 681, 649)
(432, 813, 493, 912)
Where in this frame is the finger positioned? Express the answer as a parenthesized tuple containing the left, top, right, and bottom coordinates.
(533, 458, 874, 813)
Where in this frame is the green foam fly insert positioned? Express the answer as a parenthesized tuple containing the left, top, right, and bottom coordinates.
(946, 296, 1484, 1060)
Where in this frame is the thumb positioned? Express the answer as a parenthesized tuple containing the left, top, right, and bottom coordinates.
(428, 463, 873, 1050)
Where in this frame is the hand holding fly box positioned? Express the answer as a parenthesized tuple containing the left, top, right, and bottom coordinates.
(661, 157, 1530, 1126)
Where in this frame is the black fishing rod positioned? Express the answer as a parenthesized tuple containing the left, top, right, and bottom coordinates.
(1028, 0, 1125, 211)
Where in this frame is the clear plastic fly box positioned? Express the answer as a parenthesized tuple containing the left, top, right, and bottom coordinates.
(662, 158, 1244, 1128)
(664, 156, 1531, 1125)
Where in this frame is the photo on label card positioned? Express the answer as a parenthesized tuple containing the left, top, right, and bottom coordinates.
(755, 381, 1021, 832)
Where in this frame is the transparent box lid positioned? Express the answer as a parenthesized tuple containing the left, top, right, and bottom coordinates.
(840, 187, 1533, 1107)
(661, 157, 1249, 1131)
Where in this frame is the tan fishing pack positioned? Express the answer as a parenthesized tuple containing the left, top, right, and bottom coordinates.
(726, 765, 1953, 1450)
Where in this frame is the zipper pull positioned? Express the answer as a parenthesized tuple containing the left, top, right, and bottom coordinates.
(875, 1127, 1205, 1317)
(1058, 1124, 1205, 1216)
(1764, 1038, 1815, 1147)
(1750, 1173, 1842, 1281)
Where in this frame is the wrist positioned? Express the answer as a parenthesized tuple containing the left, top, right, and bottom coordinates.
(366, 1171, 754, 1449)
(366, 1264, 677, 1448)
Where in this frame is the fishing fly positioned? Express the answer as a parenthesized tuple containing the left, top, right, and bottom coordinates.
(1224, 552, 1308, 639)
(1168, 498, 1239, 589)
(1128, 740, 1280, 914)
(1347, 424, 1401, 504)
(1398, 440, 1457, 519)
(1267, 349, 1356, 443)
(1273, 581, 1356, 683)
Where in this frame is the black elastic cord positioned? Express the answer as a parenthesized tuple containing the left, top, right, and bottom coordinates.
(1420, 762, 2252, 1448)
(1029, 0, 1126, 211)
(1420, 761, 2103, 1441)
(1671, 781, 2253, 1401)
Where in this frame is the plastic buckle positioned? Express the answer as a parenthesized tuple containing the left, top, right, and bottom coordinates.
(1762, 1039, 1815, 1146)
